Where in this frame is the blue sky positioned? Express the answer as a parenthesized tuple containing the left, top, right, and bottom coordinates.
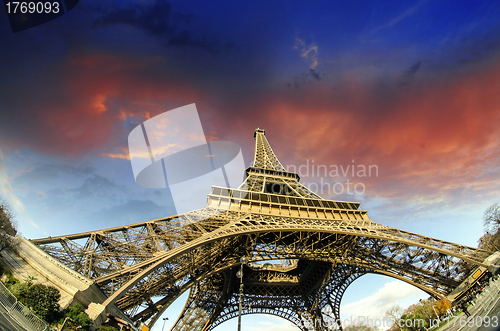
(1, 0, 500, 330)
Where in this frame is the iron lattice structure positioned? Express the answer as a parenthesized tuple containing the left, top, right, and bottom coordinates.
(32, 128, 491, 331)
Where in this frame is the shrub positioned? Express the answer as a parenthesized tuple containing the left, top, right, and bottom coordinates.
(25, 284, 61, 323)
(2, 268, 18, 286)
(96, 326, 119, 331)
(63, 303, 92, 328)
(399, 313, 428, 331)
(9, 282, 29, 303)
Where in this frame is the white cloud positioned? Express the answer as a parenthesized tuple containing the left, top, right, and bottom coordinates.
(369, 0, 428, 35)
(340, 280, 427, 327)
(0, 149, 41, 231)
(245, 315, 299, 331)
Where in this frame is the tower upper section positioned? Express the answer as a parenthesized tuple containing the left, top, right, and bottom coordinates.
(252, 128, 286, 172)
(236, 128, 325, 199)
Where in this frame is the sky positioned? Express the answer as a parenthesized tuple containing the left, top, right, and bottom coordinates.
(1, 0, 500, 330)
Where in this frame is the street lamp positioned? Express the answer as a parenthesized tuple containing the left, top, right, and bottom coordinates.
(161, 317, 169, 331)
(237, 256, 249, 331)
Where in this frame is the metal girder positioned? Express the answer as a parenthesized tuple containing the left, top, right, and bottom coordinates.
(30, 128, 492, 331)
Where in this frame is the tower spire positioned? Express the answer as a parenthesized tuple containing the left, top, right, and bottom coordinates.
(252, 128, 286, 171)
(240, 128, 322, 198)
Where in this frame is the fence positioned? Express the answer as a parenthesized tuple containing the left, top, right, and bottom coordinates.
(0, 281, 51, 331)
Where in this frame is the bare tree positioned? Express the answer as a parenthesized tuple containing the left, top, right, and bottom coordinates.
(478, 232, 500, 251)
(344, 324, 377, 331)
(484, 203, 500, 235)
(0, 200, 17, 252)
(481, 203, 500, 252)
(384, 305, 403, 331)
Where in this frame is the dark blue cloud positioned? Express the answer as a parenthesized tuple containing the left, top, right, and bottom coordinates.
(72, 174, 117, 199)
(309, 69, 323, 81)
(93, 0, 179, 35)
(166, 30, 235, 52)
(399, 61, 421, 86)
(92, 0, 233, 53)
(287, 69, 324, 88)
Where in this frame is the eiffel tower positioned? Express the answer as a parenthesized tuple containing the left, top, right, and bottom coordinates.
(32, 128, 490, 331)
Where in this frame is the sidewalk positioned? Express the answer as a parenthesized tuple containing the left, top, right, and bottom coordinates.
(0, 304, 28, 331)
(435, 277, 500, 331)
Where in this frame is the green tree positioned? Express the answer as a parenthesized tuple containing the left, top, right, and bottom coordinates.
(9, 282, 29, 303)
(344, 324, 377, 331)
(399, 301, 434, 331)
(64, 303, 92, 328)
(399, 312, 428, 331)
(25, 284, 61, 324)
(96, 326, 119, 331)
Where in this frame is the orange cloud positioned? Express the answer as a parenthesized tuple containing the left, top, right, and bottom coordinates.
(2, 50, 499, 211)
(251, 62, 500, 205)
(101, 152, 131, 160)
(1, 53, 202, 157)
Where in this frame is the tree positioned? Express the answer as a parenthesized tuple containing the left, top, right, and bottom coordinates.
(400, 304, 427, 331)
(25, 284, 61, 324)
(479, 203, 500, 251)
(419, 298, 437, 320)
(434, 298, 451, 317)
(344, 324, 377, 331)
(484, 203, 500, 234)
(385, 305, 404, 331)
(9, 282, 29, 303)
(63, 303, 92, 328)
(478, 232, 498, 250)
(96, 326, 119, 331)
(0, 200, 17, 252)
(399, 300, 436, 331)
(399, 311, 428, 331)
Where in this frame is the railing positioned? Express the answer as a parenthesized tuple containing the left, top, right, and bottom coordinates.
(0, 281, 51, 331)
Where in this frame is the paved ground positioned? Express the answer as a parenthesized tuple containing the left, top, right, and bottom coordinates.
(0, 305, 27, 331)
(435, 277, 500, 331)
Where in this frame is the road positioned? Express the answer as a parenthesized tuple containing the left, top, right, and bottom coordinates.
(437, 278, 500, 331)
